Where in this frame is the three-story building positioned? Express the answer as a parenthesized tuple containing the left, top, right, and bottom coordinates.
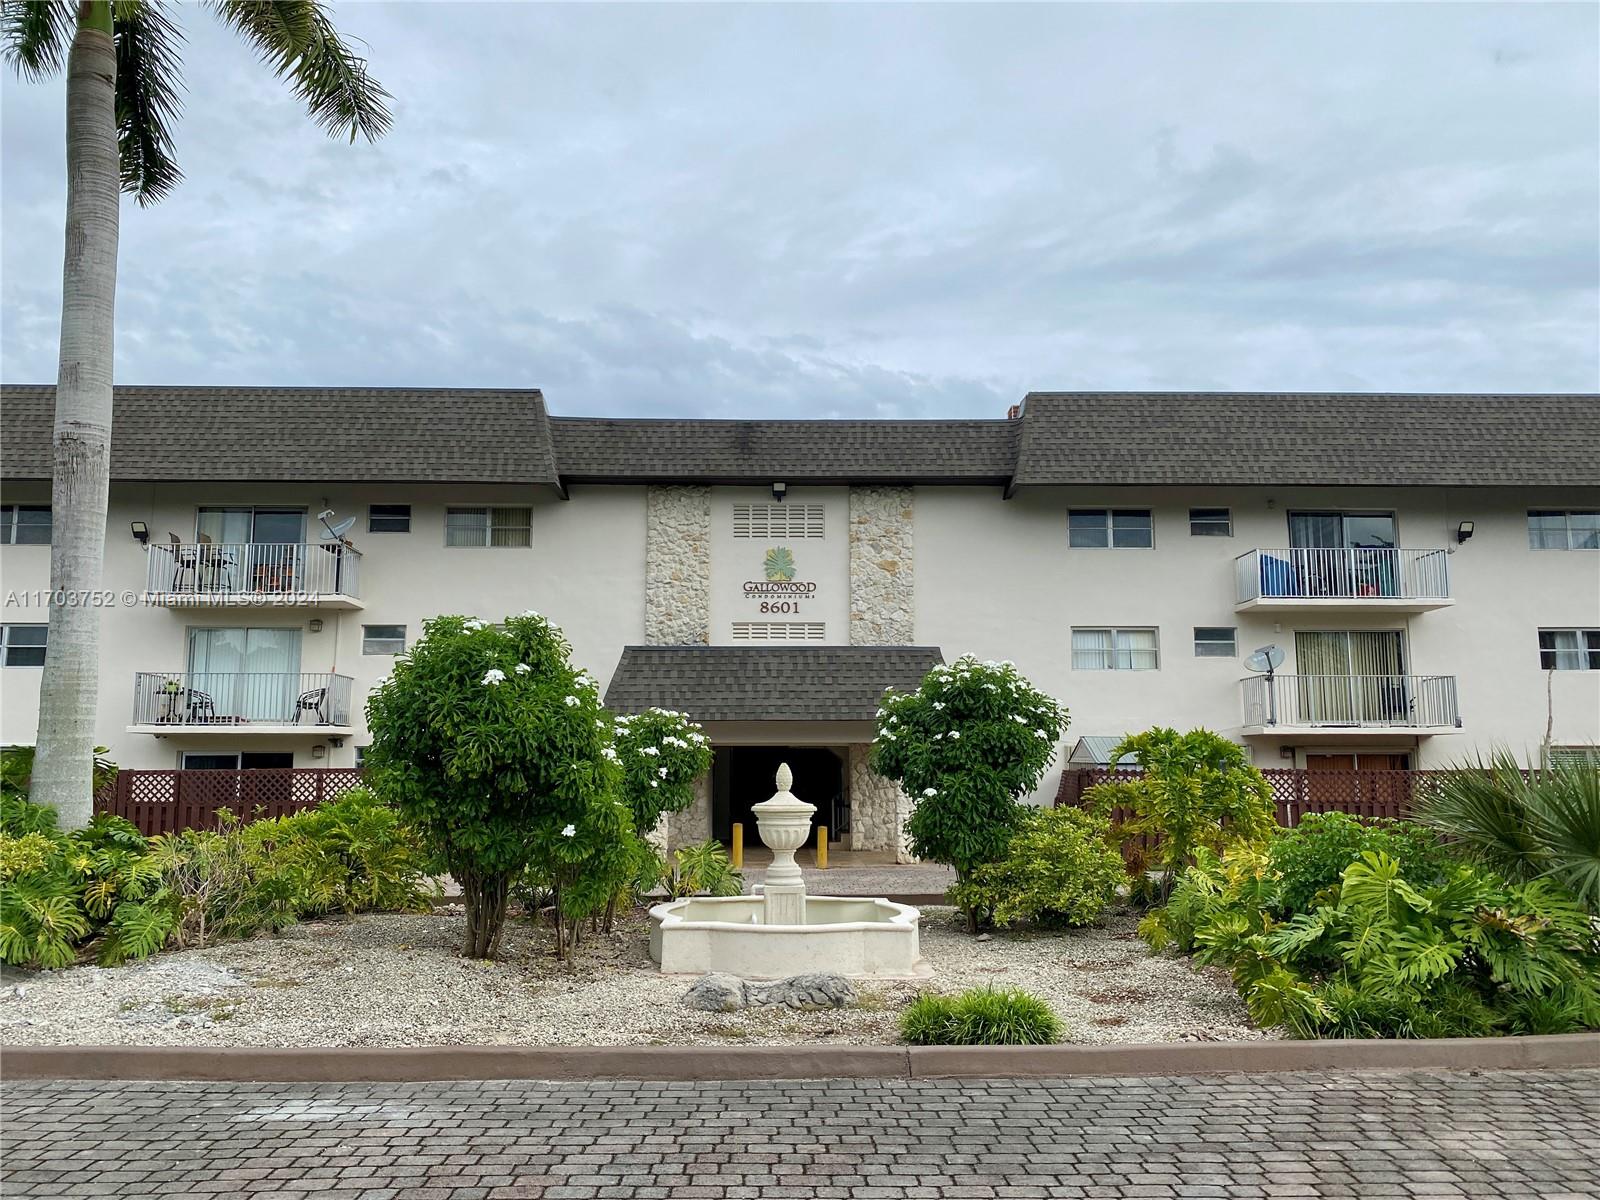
(3, 386, 1596, 854)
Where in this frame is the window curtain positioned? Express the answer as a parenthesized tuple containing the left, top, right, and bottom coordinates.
(1295, 631, 1405, 724)
(188, 628, 301, 721)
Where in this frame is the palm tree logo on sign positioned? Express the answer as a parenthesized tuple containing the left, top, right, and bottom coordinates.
(763, 547, 798, 581)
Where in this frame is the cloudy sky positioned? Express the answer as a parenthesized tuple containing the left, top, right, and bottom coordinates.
(2, 3, 1596, 418)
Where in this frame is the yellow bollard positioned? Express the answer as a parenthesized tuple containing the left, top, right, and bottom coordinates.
(731, 822, 743, 869)
(816, 826, 828, 870)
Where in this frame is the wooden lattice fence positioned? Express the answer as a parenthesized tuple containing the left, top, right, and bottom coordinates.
(96, 768, 367, 835)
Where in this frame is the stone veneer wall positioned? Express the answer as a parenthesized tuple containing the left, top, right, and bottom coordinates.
(667, 771, 713, 851)
(644, 484, 712, 645)
(847, 744, 917, 863)
(848, 487, 915, 645)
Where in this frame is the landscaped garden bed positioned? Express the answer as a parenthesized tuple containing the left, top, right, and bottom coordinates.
(0, 904, 1263, 1048)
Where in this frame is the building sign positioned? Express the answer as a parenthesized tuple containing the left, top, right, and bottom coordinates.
(742, 546, 819, 613)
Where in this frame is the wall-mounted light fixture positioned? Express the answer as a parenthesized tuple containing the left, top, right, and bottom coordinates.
(130, 521, 149, 546)
(1456, 520, 1475, 544)
(771, 481, 788, 502)
(1279, 745, 1296, 761)
(311, 744, 326, 760)
(308, 618, 324, 634)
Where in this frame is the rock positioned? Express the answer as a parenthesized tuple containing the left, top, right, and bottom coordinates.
(976, 933, 992, 943)
(681, 973, 746, 1012)
(747, 973, 857, 1011)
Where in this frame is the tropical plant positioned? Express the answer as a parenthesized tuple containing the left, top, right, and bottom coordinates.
(871, 656, 1067, 930)
(1266, 812, 1449, 917)
(363, 613, 618, 958)
(1143, 840, 1600, 1039)
(3, 1, 389, 827)
(664, 840, 743, 899)
(1085, 727, 1275, 904)
(1417, 752, 1600, 914)
(900, 987, 1062, 1046)
(948, 806, 1124, 929)
(612, 708, 713, 841)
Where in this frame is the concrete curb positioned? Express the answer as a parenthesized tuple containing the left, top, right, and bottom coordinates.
(4, 1034, 1595, 1083)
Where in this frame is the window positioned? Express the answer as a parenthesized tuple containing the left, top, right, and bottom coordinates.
(183, 751, 296, 770)
(1539, 629, 1600, 671)
(181, 753, 241, 770)
(0, 624, 46, 667)
(1550, 746, 1599, 768)
(1189, 508, 1232, 537)
(732, 503, 825, 539)
(730, 621, 826, 641)
(1, 505, 50, 545)
(1194, 627, 1237, 657)
(1071, 627, 1159, 670)
(445, 506, 531, 548)
(368, 504, 411, 533)
(1529, 511, 1600, 550)
(362, 624, 406, 655)
(1069, 509, 1153, 549)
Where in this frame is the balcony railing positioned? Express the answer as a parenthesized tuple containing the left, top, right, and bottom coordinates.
(1235, 547, 1450, 605)
(132, 671, 354, 728)
(146, 542, 361, 600)
(1241, 674, 1460, 730)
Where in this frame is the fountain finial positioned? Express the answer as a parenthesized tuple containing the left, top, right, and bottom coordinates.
(775, 762, 793, 793)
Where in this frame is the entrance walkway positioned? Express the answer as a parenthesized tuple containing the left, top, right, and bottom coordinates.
(736, 847, 955, 900)
(4, 1069, 1595, 1198)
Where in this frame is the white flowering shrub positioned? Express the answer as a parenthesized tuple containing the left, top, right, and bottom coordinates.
(612, 708, 713, 836)
(871, 656, 1067, 927)
(364, 612, 617, 959)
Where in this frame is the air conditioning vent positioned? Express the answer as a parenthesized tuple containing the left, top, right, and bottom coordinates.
(730, 621, 827, 641)
(731, 503, 825, 540)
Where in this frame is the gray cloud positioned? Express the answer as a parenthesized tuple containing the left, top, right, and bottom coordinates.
(2, 2, 1596, 417)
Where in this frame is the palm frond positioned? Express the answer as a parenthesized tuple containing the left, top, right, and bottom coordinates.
(209, 0, 390, 142)
(113, 0, 185, 205)
(1, 0, 73, 80)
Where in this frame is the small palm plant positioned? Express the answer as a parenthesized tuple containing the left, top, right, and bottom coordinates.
(1417, 752, 1600, 914)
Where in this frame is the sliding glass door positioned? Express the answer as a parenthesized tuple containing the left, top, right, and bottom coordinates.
(1294, 631, 1406, 724)
(196, 507, 306, 593)
(187, 627, 302, 722)
(1288, 512, 1399, 597)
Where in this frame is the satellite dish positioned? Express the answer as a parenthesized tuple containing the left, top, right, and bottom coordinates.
(1244, 645, 1285, 674)
(317, 509, 357, 541)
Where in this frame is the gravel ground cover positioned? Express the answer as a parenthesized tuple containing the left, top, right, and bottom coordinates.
(0, 905, 1266, 1047)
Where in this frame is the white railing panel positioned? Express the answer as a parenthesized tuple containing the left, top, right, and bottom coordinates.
(1235, 548, 1450, 603)
(146, 543, 360, 599)
(133, 671, 354, 727)
(1241, 674, 1460, 729)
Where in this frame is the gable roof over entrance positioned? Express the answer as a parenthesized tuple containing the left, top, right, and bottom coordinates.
(604, 645, 944, 723)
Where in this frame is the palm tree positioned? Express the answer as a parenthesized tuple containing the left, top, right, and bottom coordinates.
(3, 2, 389, 826)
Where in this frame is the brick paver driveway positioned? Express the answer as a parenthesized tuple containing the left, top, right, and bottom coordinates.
(4, 1069, 1597, 1199)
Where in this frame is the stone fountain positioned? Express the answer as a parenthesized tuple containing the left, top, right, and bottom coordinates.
(649, 764, 927, 979)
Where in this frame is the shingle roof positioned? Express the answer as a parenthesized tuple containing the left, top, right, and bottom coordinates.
(551, 417, 1016, 483)
(1013, 392, 1600, 489)
(0, 386, 560, 485)
(604, 645, 944, 722)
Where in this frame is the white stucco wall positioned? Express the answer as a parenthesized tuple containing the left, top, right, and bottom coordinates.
(707, 486, 849, 645)
(914, 485, 1600, 801)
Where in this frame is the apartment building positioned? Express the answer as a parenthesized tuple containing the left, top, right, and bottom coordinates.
(2, 386, 1596, 853)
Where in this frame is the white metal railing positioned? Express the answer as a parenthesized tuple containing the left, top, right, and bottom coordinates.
(1241, 674, 1460, 729)
(1235, 547, 1449, 603)
(132, 671, 354, 727)
(146, 542, 361, 599)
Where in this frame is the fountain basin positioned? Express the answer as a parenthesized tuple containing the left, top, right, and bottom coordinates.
(649, 895, 928, 979)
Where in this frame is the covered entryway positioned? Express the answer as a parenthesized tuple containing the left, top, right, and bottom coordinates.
(714, 746, 846, 846)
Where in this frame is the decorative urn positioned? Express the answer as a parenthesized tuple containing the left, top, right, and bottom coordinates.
(751, 763, 816, 926)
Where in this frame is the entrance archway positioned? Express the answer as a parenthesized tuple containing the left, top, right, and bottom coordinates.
(713, 746, 845, 846)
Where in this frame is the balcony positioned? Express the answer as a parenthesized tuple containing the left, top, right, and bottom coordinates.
(129, 671, 355, 735)
(1234, 548, 1452, 612)
(1240, 674, 1461, 737)
(143, 542, 363, 609)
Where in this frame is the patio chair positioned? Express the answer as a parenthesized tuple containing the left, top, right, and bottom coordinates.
(168, 532, 199, 590)
(185, 688, 217, 724)
(196, 534, 236, 592)
(294, 687, 329, 725)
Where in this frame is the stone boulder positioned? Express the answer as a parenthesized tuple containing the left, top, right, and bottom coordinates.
(681, 971, 856, 1012)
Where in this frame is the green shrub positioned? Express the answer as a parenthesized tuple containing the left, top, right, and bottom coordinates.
(1085, 727, 1274, 904)
(870, 656, 1068, 931)
(900, 987, 1062, 1045)
(665, 840, 743, 898)
(1418, 752, 1600, 914)
(1268, 813, 1448, 916)
(1144, 840, 1600, 1039)
(948, 806, 1123, 928)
